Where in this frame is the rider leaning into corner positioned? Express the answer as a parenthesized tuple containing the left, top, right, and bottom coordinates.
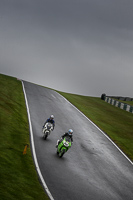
(56, 129, 73, 148)
(43, 115, 55, 130)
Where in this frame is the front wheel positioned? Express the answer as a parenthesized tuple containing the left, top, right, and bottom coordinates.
(43, 133, 48, 140)
(59, 149, 65, 158)
(57, 150, 59, 155)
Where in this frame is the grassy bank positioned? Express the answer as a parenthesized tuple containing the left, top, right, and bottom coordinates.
(57, 91, 133, 162)
(0, 74, 49, 200)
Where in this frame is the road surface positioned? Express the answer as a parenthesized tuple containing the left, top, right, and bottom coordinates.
(23, 81, 133, 200)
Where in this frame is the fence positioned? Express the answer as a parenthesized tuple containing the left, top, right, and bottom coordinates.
(106, 96, 133, 101)
(104, 96, 133, 114)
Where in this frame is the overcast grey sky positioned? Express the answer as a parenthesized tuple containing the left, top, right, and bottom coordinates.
(0, 0, 133, 97)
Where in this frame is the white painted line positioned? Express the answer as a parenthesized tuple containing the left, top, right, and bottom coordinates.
(56, 92, 133, 166)
(21, 81, 54, 200)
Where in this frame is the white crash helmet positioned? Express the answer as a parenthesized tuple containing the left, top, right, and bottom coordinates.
(68, 129, 73, 135)
(50, 115, 54, 120)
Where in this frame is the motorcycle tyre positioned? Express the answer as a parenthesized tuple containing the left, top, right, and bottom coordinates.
(43, 133, 48, 140)
(59, 149, 65, 158)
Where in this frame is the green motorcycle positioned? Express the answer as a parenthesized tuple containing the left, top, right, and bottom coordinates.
(57, 136, 72, 158)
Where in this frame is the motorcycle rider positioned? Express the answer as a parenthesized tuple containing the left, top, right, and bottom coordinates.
(56, 129, 73, 147)
(43, 115, 55, 130)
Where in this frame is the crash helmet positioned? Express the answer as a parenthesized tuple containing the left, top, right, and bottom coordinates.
(50, 115, 54, 120)
(68, 129, 73, 136)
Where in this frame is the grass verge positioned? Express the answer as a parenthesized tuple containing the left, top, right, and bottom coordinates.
(0, 74, 49, 200)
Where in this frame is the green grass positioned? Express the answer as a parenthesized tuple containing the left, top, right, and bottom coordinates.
(0, 74, 49, 200)
(57, 91, 133, 162)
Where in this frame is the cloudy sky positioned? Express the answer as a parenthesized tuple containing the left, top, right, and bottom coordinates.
(0, 0, 133, 97)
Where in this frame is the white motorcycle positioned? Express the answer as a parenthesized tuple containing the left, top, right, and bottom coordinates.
(42, 122, 53, 140)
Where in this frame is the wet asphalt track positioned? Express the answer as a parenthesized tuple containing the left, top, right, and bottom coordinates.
(23, 81, 133, 200)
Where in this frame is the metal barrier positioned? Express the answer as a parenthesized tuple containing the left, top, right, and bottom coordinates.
(105, 96, 133, 114)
